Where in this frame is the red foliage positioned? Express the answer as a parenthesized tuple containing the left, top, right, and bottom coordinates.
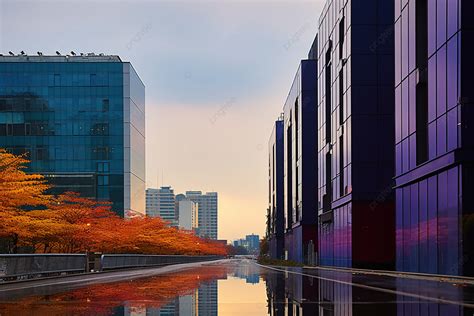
(0, 149, 227, 256)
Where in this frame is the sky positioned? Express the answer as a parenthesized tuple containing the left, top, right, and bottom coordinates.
(0, 0, 325, 241)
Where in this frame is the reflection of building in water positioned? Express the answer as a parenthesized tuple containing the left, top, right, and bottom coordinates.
(117, 272, 227, 316)
(265, 272, 286, 316)
(125, 299, 179, 316)
(264, 270, 318, 315)
(179, 290, 198, 315)
(395, 278, 464, 316)
(232, 263, 260, 284)
(153, 299, 179, 316)
(284, 271, 318, 315)
(318, 271, 354, 315)
(198, 281, 218, 316)
(265, 269, 468, 315)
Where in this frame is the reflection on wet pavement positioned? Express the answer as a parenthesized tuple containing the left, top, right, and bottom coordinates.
(0, 259, 473, 315)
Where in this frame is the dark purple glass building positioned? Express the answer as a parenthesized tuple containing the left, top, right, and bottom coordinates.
(283, 60, 318, 264)
(317, 0, 395, 268)
(268, 118, 285, 260)
(394, 0, 474, 276)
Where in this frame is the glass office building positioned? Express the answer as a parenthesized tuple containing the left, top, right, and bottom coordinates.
(0, 54, 145, 217)
(317, 0, 395, 268)
(283, 60, 318, 264)
(268, 118, 284, 260)
(394, 0, 474, 276)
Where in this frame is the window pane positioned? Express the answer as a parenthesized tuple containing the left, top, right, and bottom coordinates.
(428, 57, 437, 122)
(403, 186, 411, 271)
(419, 180, 428, 271)
(447, 167, 459, 275)
(447, 36, 458, 111)
(428, 0, 437, 56)
(436, 45, 447, 116)
(436, 115, 447, 156)
(410, 183, 419, 272)
(428, 121, 437, 160)
(437, 171, 448, 274)
(437, 0, 447, 48)
(447, 108, 458, 151)
(427, 175, 438, 274)
(396, 189, 404, 271)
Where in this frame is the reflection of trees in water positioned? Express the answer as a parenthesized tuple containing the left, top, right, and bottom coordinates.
(0, 265, 228, 316)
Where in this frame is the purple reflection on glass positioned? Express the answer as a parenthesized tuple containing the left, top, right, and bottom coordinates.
(436, 115, 447, 156)
(428, 57, 437, 122)
(437, 0, 447, 48)
(427, 175, 438, 274)
(427, 0, 437, 56)
(436, 45, 447, 116)
(447, 36, 458, 111)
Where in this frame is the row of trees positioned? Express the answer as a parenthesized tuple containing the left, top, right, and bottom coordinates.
(0, 149, 227, 255)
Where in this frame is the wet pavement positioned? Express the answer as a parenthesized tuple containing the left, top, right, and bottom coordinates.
(0, 259, 473, 315)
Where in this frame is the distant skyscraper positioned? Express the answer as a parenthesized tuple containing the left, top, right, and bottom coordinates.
(178, 199, 198, 230)
(233, 234, 260, 254)
(186, 191, 218, 239)
(0, 54, 146, 217)
(245, 234, 260, 252)
(146, 186, 177, 226)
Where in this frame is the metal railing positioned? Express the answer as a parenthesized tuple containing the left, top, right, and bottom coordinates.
(0, 254, 222, 282)
(0, 254, 87, 281)
(100, 254, 222, 270)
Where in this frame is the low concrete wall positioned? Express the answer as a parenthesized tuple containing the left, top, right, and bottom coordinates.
(0, 254, 87, 279)
(0, 254, 222, 281)
(101, 254, 221, 270)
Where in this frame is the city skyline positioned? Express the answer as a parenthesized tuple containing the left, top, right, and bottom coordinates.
(0, 0, 326, 240)
(2, 0, 474, 313)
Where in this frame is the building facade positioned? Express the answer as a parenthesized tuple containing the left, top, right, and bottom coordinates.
(178, 199, 199, 230)
(317, 0, 395, 268)
(394, 0, 474, 276)
(233, 234, 260, 254)
(283, 60, 318, 264)
(186, 191, 218, 239)
(268, 118, 284, 259)
(0, 54, 145, 216)
(245, 234, 260, 253)
(146, 186, 177, 226)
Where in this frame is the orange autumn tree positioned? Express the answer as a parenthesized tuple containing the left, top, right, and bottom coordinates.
(24, 192, 119, 253)
(0, 149, 52, 253)
(0, 149, 50, 211)
(0, 148, 227, 256)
